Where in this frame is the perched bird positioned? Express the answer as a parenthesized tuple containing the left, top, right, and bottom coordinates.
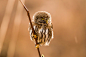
(29, 11, 53, 46)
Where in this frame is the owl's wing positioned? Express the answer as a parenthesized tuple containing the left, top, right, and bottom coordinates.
(38, 23, 53, 46)
(45, 23, 53, 45)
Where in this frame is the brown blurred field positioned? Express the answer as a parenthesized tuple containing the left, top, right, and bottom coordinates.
(0, 0, 86, 57)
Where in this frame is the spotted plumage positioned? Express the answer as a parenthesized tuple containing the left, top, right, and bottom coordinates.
(29, 11, 53, 46)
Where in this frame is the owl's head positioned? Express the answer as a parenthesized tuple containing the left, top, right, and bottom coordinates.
(33, 11, 51, 24)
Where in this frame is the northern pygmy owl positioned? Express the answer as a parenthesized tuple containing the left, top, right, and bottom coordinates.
(29, 11, 53, 46)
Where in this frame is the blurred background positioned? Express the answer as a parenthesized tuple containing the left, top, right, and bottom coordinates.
(0, 0, 86, 57)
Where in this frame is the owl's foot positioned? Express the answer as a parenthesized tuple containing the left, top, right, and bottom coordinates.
(33, 35, 37, 39)
(35, 44, 39, 48)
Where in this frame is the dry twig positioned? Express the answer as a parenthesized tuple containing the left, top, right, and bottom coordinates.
(19, 0, 42, 57)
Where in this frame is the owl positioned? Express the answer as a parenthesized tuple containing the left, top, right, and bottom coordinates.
(29, 11, 53, 47)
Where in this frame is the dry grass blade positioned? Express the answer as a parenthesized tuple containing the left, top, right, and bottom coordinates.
(0, 0, 15, 54)
(7, 0, 25, 57)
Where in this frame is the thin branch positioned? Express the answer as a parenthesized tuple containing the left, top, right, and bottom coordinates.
(19, 0, 41, 57)
(19, 0, 35, 34)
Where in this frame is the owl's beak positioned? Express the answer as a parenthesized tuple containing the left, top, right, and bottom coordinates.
(43, 20, 46, 23)
(42, 20, 46, 24)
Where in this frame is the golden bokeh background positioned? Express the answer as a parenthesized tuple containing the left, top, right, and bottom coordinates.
(0, 0, 86, 57)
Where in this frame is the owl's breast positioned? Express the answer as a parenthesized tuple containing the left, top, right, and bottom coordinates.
(30, 23, 53, 46)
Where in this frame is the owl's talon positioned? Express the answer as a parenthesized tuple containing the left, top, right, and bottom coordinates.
(33, 35, 37, 38)
(35, 44, 39, 48)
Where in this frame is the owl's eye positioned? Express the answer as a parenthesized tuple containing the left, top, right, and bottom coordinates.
(41, 18, 44, 20)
